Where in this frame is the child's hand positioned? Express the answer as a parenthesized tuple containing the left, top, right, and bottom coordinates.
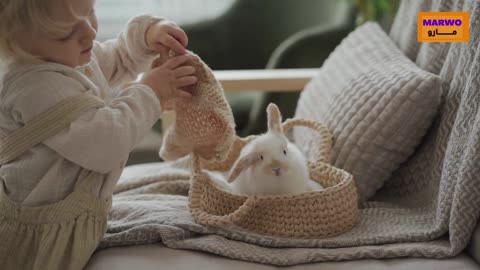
(145, 20, 188, 56)
(141, 54, 197, 111)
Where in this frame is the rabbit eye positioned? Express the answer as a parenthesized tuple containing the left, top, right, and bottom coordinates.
(260, 155, 263, 160)
(283, 150, 287, 155)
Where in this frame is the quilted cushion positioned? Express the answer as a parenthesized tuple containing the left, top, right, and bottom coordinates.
(294, 22, 442, 203)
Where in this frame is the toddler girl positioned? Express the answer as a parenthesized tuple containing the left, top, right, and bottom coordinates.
(0, 0, 197, 269)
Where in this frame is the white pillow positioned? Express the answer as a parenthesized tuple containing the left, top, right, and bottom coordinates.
(294, 22, 442, 203)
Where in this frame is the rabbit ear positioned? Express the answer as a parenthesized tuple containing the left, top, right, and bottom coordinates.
(228, 147, 258, 183)
(267, 103, 283, 134)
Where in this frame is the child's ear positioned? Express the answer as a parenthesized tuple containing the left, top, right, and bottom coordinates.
(228, 147, 259, 183)
(267, 103, 283, 134)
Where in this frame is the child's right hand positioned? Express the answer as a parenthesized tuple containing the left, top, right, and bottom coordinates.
(141, 54, 197, 110)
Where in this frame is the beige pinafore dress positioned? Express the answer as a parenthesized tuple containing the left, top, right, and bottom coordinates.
(0, 93, 111, 270)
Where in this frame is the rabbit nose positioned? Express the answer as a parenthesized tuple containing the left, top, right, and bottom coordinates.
(272, 167, 281, 175)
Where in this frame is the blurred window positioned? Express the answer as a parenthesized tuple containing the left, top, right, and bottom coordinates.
(95, 0, 236, 41)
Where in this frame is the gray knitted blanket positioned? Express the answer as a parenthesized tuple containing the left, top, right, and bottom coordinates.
(99, 0, 480, 265)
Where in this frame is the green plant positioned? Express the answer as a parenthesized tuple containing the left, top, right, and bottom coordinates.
(354, 0, 400, 30)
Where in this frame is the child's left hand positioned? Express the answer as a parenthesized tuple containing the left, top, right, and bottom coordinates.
(145, 20, 188, 56)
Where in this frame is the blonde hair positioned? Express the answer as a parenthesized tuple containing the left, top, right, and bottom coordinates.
(0, 0, 81, 64)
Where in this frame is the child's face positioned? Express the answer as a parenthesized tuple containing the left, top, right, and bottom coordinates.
(20, 0, 98, 67)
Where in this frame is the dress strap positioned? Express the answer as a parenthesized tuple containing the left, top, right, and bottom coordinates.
(0, 92, 105, 165)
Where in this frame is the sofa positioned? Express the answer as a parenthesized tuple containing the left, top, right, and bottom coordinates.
(85, 0, 480, 269)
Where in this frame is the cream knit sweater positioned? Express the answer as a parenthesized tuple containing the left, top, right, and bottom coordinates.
(0, 14, 163, 206)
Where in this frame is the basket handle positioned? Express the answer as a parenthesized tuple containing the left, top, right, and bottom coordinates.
(281, 118, 333, 164)
(189, 154, 255, 227)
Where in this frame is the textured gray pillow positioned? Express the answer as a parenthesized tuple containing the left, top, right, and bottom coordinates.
(294, 22, 442, 203)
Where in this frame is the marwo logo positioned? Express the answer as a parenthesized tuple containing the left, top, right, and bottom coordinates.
(417, 12, 469, 42)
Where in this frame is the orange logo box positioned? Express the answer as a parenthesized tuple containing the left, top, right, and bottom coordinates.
(417, 12, 469, 42)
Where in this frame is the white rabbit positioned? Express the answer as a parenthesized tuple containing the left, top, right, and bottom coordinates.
(227, 103, 323, 196)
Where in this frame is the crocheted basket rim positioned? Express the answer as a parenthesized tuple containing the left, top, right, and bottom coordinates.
(188, 118, 358, 239)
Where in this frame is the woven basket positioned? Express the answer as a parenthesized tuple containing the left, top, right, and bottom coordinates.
(188, 118, 358, 239)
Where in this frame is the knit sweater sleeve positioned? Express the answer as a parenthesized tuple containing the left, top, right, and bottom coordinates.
(92, 14, 163, 88)
(9, 70, 162, 174)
